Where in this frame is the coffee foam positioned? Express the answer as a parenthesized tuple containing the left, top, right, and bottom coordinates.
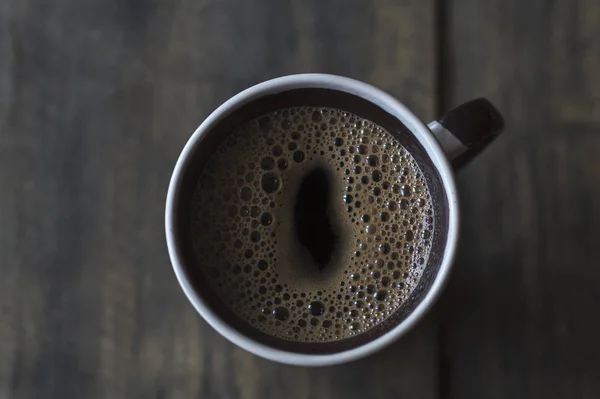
(190, 107, 435, 342)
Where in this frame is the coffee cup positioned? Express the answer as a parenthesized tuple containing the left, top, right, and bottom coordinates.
(165, 74, 503, 366)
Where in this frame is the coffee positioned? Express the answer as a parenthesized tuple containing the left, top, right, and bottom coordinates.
(190, 106, 435, 343)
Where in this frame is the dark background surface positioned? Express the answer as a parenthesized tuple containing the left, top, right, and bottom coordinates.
(1, 0, 600, 398)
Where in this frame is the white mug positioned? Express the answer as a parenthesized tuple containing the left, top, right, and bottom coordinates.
(165, 74, 503, 366)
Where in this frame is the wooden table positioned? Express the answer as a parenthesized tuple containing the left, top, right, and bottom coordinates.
(1, 0, 599, 397)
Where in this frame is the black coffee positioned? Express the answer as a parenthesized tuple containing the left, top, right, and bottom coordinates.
(190, 107, 435, 342)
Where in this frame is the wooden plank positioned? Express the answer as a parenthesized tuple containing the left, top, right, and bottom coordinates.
(0, 0, 438, 398)
(441, 0, 600, 397)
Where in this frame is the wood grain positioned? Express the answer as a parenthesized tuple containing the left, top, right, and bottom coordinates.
(0, 0, 438, 398)
(440, 0, 600, 398)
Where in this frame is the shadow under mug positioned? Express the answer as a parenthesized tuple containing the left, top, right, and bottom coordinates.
(165, 74, 504, 366)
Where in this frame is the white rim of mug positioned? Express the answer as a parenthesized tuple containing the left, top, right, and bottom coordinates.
(165, 74, 459, 367)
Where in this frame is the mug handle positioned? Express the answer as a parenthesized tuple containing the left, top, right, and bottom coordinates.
(427, 98, 504, 169)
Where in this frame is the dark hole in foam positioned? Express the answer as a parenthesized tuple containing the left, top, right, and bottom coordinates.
(294, 167, 338, 271)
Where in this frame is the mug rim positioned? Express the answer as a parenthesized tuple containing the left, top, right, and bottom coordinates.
(165, 73, 459, 366)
